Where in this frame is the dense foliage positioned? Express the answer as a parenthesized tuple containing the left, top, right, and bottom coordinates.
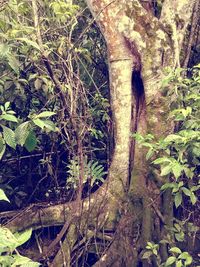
(135, 66, 200, 266)
(0, 0, 109, 209)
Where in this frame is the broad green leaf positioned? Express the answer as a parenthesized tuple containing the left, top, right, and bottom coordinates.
(146, 242, 154, 248)
(165, 256, 176, 266)
(184, 167, 194, 179)
(0, 189, 10, 202)
(174, 192, 182, 208)
(175, 260, 182, 267)
(152, 249, 158, 256)
(7, 54, 19, 74)
(14, 228, 32, 247)
(172, 185, 180, 194)
(0, 255, 13, 265)
(179, 252, 191, 260)
(15, 121, 30, 146)
(1, 125, 16, 149)
(142, 251, 152, 259)
(153, 157, 172, 164)
(181, 187, 191, 197)
(24, 131, 37, 152)
(172, 164, 183, 179)
(0, 43, 10, 57)
(178, 181, 184, 188)
(12, 254, 40, 266)
(0, 136, 4, 152)
(4, 102, 10, 110)
(16, 38, 41, 51)
(190, 192, 197, 205)
(161, 183, 175, 191)
(0, 114, 18, 123)
(33, 118, 45, 129)
(35, 111, 56, 118)
(20, 262, 40, 267)
(42, 120, 58, 131)
(164, 134, 182, 143)
(0, 227, 18, 249)
(146, 148, 154, 160)
(185, 255, 193, 266)
(0, 143, 6, 160)
(169, 247, 181, 254)
(174, 223, 181, 231)
(175, 232, 184, 242)
(191, 185, 200, 192)
(160, 165, 171, 176)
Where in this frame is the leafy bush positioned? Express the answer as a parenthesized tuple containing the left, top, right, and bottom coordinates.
(0, 190, 39, 266)
(134, 65, 200, 265)
(0, 227, 40, 267)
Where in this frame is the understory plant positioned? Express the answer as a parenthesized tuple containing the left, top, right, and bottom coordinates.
(136, 65, 200, 266)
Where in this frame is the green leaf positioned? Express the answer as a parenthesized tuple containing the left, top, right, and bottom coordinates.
(169, 247, 181, 254)
(0, 255, 13, 265)
(4, 102, 10, 110)
(0, 143, 6, 160)
(0, 189, 10, 202)
(179, 252, 190, 260)
(146, 242, 154, 248)
(152, 249, 158, 256)
(1, 125, 16, 149)
(175, 260, 182, 267)
(164, 134, 182, 143)
(42, 120, 58, 132)
(142, 251, 152, 259)
(185, 255, 193, 266)
(153, 157, 172, 164)
(0, 135, 4, 152)
(0, 227, 18, 249)
(15, 121, 30, 146)
(175, 232, 185, 242)
(33, 118, 45, 129)
(12, 254, 40, 266)
(0, 43, 10, 58)
(181, 187, 191, 197)
(172, 164, 183, 179)
(24, 131, 37, 152)
(15, 38, 41, 51)
(191, 185, 200, 192)
(190, 192, 197, 205)
(174, 192, 182, 208)
(165, 256, 176, 266)
(0, 114, 18, 123)
(146, 148, 154, 160)
(7, 54, 19, 74)
(14, 228, 32, 247)
(35, 111, 56, 118)
(161, 165, 172, 176)
(161, 183, 175, 191)
(184, 167, 194, 179)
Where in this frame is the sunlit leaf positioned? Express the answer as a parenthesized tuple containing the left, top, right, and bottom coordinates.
(0, 114, 18, 123)
(16, 38, 41, 51)
(0, 189, 10, 202)
(174, 192, 182, 208)
(1, 125, 16, 149)
(35, 111, 56, 118)
(165, 256, 176, 266)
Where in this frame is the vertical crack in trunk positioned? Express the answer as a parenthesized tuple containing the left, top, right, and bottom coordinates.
(129, 69, 146, 186)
